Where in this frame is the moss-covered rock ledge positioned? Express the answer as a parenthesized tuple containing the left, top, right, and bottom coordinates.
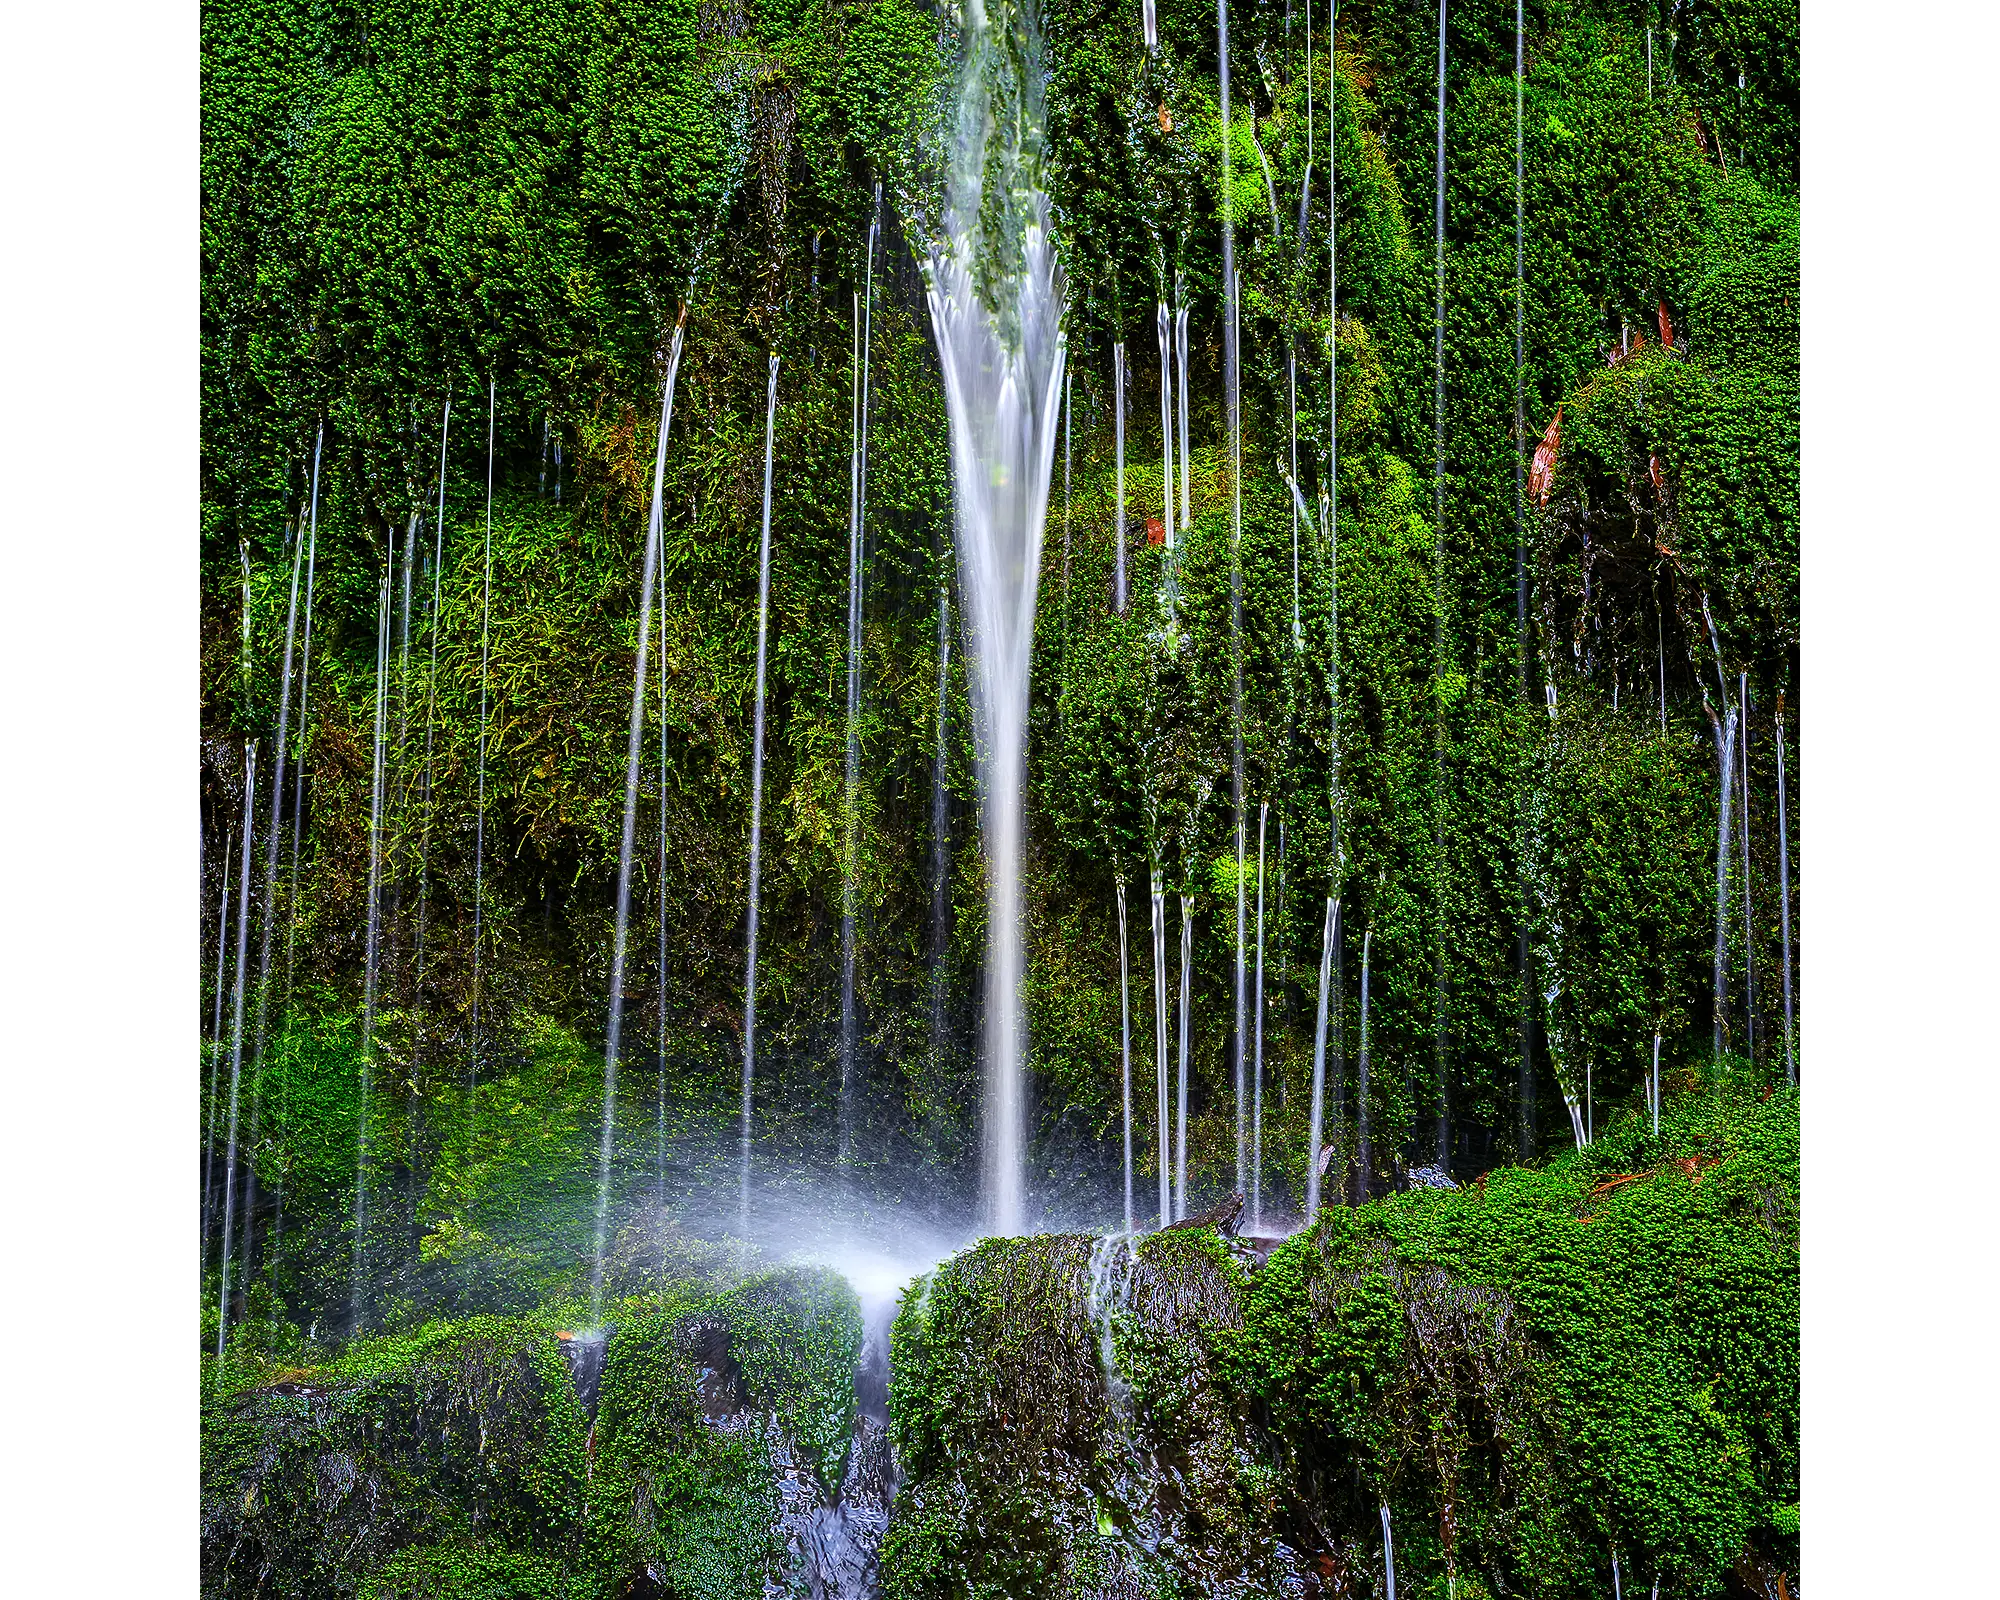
(884, 1085, 1797, 1600)
(200, 1087, 1793, 1599)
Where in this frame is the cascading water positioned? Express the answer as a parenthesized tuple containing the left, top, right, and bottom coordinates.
(923, 0, 1067, 1238)
(1151, 867, 1170, 1229)
(1431, 0, 1452, 1173)
(657, 549, 671, 1211)
(1175, 301, 1192, 530)
(1156, 303, 1173, 557)
(1382, 1502, 1397, 1600)
(413, 400, 450, 1090)
(741, 352, 782, 1238)
(1116, 876, 1133, 1234)
(1218, 0, 1247, 1201)
(593, 322, 686, 1323)
(1306, 894, 1337, 1221)
(1251, 801, 1268, 1227)
(1651, 1030, 1662, 1137)
(841, 212, 878, 1168)
(1177, 894, 1193, 1217)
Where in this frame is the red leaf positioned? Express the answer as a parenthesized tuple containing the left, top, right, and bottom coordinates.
(1528, 406, 1561, 506)
(1657, 297, 1674, 349)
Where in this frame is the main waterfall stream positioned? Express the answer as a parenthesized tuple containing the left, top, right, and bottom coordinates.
(924, 0, 1066, 1238)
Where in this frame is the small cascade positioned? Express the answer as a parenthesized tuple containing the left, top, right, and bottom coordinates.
(354, 556, 393, 1330)
(471, 382, 495, 1083)
(1710, 703, 1738, 1058)
(1288, 347, 1302, 646)
(1356, 926, 1372, 1202)
(1085, 1232, 1139, 1412)
(741, 351, 782, 1238)
(593, 319, 687, 1324)
(1150, 866, 1170, 1230)
(1651, 1030, 1663, 1137)
(216, 744, 258, 1366)
(1251, 801, 1269, 1228)
(1382, 1502, 1397, 1600)
(1737, 673, 1755, 1066)
(1613, 1551, 1623, 1600)
(1116, 876, 1133, 1234)
(1176, 894, 1193, 1217)
(1112, 340, 1127, 614)
(1141, 0, 1157, 53)
(1776, 700, 1796, 1082)
(925, 0, 1067, 1236)
(1174, 301, 1192, 530)
(1306, 895, 1337, 1221)
(841, 210, 878, 1169)
(203, 824, 234, 1261)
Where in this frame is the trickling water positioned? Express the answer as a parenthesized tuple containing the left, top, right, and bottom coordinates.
(1738, 673, 1754, 1066)
(1112, 341, 1127, 615)
(1652, 1030, 1662, 1137)
(1151, 866, 1170, 1229)
(1776, 702, 1795, 1082)
(354, 557, 393, 1331)
(741, 352, 782, 1238)
(1356, 926, 1372, 1202)
(842, 208, 879, 1167)
(413, 400, 450, 1063)
(216, 745, 258, 1367)
(1306, 894, 1336, 1221)
(1382, 1502, 1397, 1600)
(1219, 0, 1247, 1202)
(471, 383, 495, 1086)
(1289, 349, 1302, 647)
(1156, 303, 1173, 560)
(924, 0, 1067, 1237)
(930, 560, 953, 1065)
(1431, 0, 1452, 1177)
(1711, 704, 1738, 1059)
(1141, 0, 1157, 53)
(1251, 801, 1268, 1227)
(204, 825, 234, 1261)
(1116, 877, 1133, 1234)
(594, 320, 687, 1324)
(1175, 302, 1192, 530)
(1176, 894, 1193, 1218)
(658, 549, 671, 1213)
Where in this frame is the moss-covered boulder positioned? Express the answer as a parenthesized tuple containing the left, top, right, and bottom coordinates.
(201, 1267, 870, 1600)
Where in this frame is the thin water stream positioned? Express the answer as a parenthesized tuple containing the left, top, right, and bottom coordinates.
(1151, 867, 1170, 1229)
(741, 352, 782, 1237)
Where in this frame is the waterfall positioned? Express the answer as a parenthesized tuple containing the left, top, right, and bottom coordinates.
(1306, 895, 1337, 1220)
(1175, 303, 1192, 530)
(1356, 926, 1372, 1201)
(741, 352, 782, 1239)
(930, 559, 953, 1066)
(1613, 1552, 1623, 1600)
(1382, 1502, 1397, 1600)
(593, 322, 686, 1323)
(472, 382, 495, 1084)
(1289, 346, 1303, 646)
(354, 555, 393, 1331)
(1151, 866, 1170, 1229)
(1141, 0, 1157, 53)
(1737, 673, 1754, 1066)
(924, 0, 1067, 1238)
(1116, 876, 1133, 1234)
(1777, 702, 1795, 1082)
(1112, 341, 1127, 614)
(1711, 704, 1738, 1059)
(216, 745, 257, 1367)
(841, 207, 878, 1168)
(1176, 895, 1193, 1217)
(203, 824, 233, 1262)
(1251, 801, 1269, 1227)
